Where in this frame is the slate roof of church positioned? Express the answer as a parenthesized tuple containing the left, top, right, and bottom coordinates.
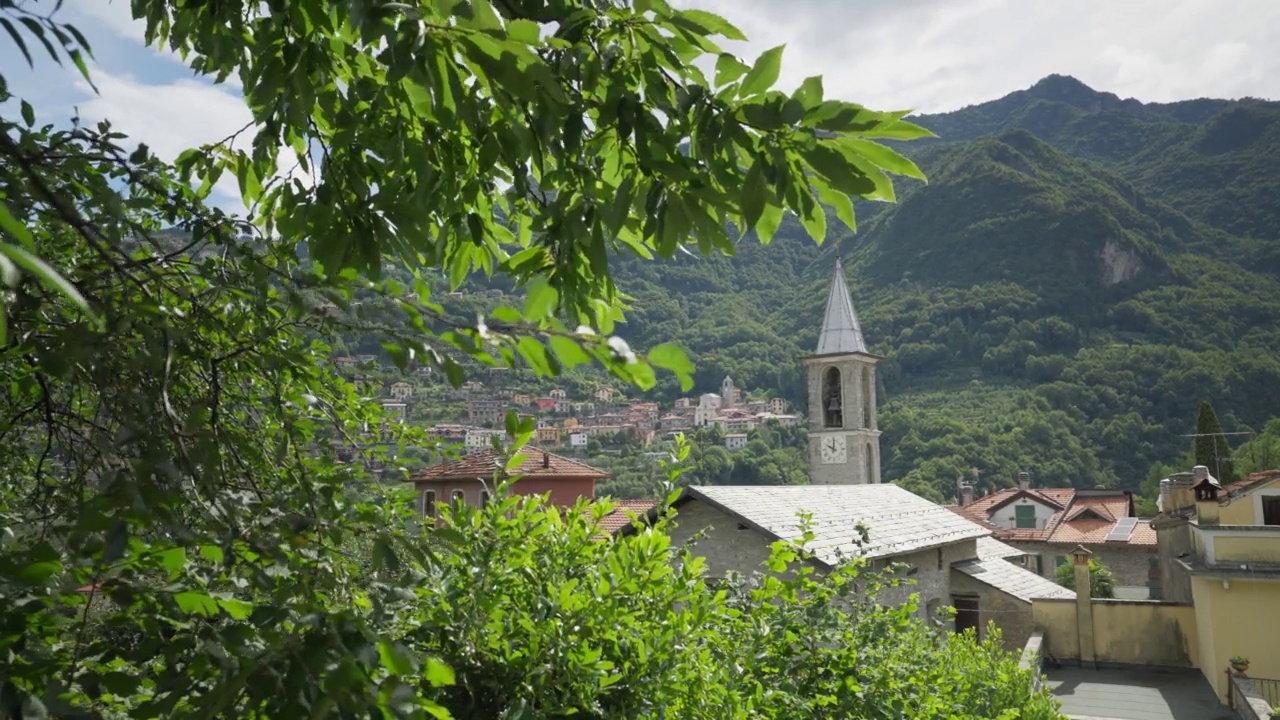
(976, 535, 1024, 560)
(814, 257, 868, 355)
(681, 484, 989, 565)
(952, 558, 1076, 602)
(409, 447, 609, 482)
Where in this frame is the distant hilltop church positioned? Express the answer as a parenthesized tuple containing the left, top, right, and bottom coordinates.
(803, 257, 882, 485)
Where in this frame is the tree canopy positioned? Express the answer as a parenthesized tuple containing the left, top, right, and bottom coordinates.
(0, 1, 1068, 718)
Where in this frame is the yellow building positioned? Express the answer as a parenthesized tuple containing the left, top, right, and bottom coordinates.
(1158, 467, 1280, 700)
(535, 426, 564, 445)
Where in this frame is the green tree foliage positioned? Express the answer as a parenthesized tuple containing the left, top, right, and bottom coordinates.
(593, 422, 809, 499)
(5, 1, 1059, 717)
(1236, 419, 1280, 477)
(1194, 400, 1235, 482)
(409, 456, 1062, 719)
(1055, 559, 1116, 599)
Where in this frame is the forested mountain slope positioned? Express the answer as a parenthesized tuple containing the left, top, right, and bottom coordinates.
(601, 76, 1280, 503)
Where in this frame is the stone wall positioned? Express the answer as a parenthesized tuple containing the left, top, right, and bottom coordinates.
(873, 538, 978, 627)
(666, 499, 777, 580)
(1091, 600, 1197, 667)
(1009, 541, 1156, 591)
(1033, 598, 1079, 660)
(668, 501, 1047, 649)
(949, 568, 1035, 651)
(670, 500, 991, 628)
(1033, 597, 1198, 669)
(1154, 518, 1194, 603)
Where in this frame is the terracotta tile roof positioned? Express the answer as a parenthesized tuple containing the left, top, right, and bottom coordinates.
(590, 499, 659, 537)
(1047, 519, 1115, 544)
(954, 486, 1150, 546)
(1223, 470, 1280, 500)
(946, 505, 1012, 538)
(1063, 497, 1118, 523)
(409, 447, 609, 482)
(1128, 521, 1157, 546)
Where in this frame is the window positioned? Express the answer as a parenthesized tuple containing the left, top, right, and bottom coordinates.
(451, 490, 464, 504)
(1032, 555, 1045, 576)
(936, 547, 943, 570)
(1055, 555, 1068, 568)
(861, 366, 873, 428)
(421, 490, 436, 518)
(1263, 495, 1280, 526)
(1014, 504, 1037, 529)
(480, 490, 491, 509)
(821, 367, 842, 428)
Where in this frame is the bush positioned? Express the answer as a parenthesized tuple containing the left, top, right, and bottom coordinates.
(1055, 559, 1116, 598)
(388, 480, 1066, 719)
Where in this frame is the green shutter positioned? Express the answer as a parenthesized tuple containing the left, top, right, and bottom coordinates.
(1014, 504, 1036, 529)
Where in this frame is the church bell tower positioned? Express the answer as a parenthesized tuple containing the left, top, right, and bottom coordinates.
(802, 257, 882, 485)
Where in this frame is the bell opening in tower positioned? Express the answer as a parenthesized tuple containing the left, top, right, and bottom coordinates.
(861, 366, 873, 429)
(822, 366, 843, 428)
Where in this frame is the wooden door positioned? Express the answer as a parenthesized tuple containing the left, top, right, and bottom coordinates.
(952, 596, 980, 637)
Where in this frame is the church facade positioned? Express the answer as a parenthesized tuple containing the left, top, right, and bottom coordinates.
(802, 258, 882, 485)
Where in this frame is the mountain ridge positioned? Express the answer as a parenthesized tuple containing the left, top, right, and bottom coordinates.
(597, 74, 1280, 504)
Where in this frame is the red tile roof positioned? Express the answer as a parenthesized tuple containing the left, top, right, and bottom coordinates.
(409, 447, 609, 482)
(590, 499, 659, 536)
(1223, 470, 1280, 499)
(949, 486, 1151, 546)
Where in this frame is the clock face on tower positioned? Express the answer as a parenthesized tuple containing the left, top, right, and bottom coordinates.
(819, 435, 847, 464)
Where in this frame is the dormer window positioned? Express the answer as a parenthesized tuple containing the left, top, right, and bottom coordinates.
(1014, 504, 1036, 529)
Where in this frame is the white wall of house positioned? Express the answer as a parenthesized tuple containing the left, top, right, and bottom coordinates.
(989, 497, 1055, 530)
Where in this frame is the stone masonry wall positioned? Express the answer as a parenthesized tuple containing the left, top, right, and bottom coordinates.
(668, 502, 1042, 645)
(1008, 541, 1156, 591)
(667, 499, 777, 580)
(949, 569, 1034, 651)
(1154, 520, 1193, 603)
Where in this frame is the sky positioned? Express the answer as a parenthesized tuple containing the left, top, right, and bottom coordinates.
(3, 0, 1278, 209)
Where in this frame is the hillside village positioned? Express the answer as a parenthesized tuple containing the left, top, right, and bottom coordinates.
(331, 353, 798, 455)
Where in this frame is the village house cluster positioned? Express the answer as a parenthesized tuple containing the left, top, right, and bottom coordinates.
(400, 259, 1280, 713)
(330, 353, 799, 454)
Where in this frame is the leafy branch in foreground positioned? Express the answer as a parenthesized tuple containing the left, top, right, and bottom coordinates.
(0, 1, 1032, 718)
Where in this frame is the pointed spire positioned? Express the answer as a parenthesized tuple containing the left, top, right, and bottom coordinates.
(815, 257, 867, 355)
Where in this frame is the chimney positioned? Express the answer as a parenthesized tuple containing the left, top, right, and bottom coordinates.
(1192, 466, 1221, 526)
(541, 451, 550, 469)
(959, 482, 974, 507)
(1166, 472, 1196, 512)
(1017, 471, 1031, 491)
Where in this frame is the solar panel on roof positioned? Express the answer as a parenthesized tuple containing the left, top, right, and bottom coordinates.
(1105, 516, 1139, 542)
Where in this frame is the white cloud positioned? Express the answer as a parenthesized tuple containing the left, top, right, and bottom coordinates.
(676, 0, 1280, 112)
(67, 70, 311, 211)
(20, 0, 1276, 215)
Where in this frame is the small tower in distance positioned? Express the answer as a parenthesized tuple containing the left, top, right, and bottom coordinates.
(721, 375, 735, 408)
(801, 257, 882, 485)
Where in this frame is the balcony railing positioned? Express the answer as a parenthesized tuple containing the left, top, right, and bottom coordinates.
(1229, 673, 1279, 720)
